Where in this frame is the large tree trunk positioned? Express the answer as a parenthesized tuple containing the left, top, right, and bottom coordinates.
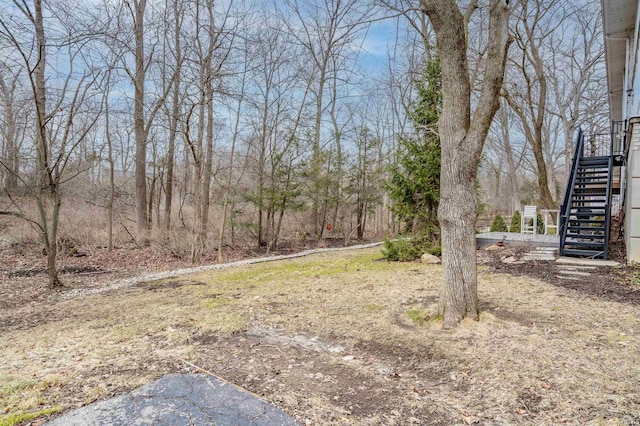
(531, 135, 555, 208)
(438, 154, 479, 325)
(134, 0, 149, 246)
(421, 0, 510, 328)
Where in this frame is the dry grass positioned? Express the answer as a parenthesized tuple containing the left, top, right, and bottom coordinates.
(1, 248, 639, 425)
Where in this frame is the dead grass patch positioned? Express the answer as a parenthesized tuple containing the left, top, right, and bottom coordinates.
(1, 248, 640, 425)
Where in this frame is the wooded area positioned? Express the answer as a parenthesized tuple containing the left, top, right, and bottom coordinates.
(0, 0, 607, 290)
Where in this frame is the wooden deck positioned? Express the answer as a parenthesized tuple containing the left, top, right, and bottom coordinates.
(476, 232, 559, 248)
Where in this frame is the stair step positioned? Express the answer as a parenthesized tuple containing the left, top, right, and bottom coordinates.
(557, 270, 592, 277)
(560, 248, 605, 259)
(571, 208, 605, 212)
(555, 265, 598, 270)
(574, 178, 608, 183)
(563, 240, 605, 247)
(578, 164, 609, 169)
(568, 219, 605, 224)
(571, 204, 605, 209)
(555, 275, 581, 281)
(577, 166, 608, 170)
(580, 155, 610, 162)
(576, 173, 608, 178)
(577, 165, 608, 169)
(567, 226, 605, 231)
(573, 189, 607, 194)
(565, 233, 605, 240)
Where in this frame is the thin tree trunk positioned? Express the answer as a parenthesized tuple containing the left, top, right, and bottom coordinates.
(217, 56, 246, 261)
(164, 102, 178, 230)
(164, 0, 183, 231)
(33, 0, 60, 288)
(105, 73, 115, 251)
(200, 91, 214, 249)
(148, 162, 156, 229)
(134, 0, 149, 246)
(0, 77, 18, 190)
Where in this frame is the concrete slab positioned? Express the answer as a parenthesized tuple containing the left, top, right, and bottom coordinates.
(533, 247, 558, 253)
(556, 270, 591, 277)
(476, 232, 559, 248)
(45, 374, 298, 426)
(556, 257, 620, 267)
(556, 265, 597, 271)
(523, 255, 556, 261)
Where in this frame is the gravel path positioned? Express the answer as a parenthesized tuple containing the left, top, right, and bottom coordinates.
(62, 242, 383, 299)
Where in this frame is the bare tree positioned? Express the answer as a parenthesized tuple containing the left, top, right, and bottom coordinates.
(548, 2, 605, 175)
(0, 0, 103, 287)
(502, 0, 567, 208)
(281, 0, 371, 238)
(486, 99, 526, 212)
(419, 0, 511, 328)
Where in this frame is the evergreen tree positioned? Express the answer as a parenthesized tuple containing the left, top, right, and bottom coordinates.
(386, 58, 442, 246)
(490, 214, 508, 232)
(536, 211, 545, 235)
(509, 210, 522, 233)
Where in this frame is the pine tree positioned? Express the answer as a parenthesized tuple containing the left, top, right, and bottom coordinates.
(536, 211, 545, 235)
(509, 210, 521, 233)
(386, 57, 441, 247)
(490, 214, 508, 232)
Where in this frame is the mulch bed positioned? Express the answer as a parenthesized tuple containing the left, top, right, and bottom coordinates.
(485, 241, 640, 307)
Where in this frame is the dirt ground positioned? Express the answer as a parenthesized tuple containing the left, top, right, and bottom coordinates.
(2, 245, 640, 425)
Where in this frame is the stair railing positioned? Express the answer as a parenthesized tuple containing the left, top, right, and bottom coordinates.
(604, 155, 614, 260)
(559, 128, 584, 255)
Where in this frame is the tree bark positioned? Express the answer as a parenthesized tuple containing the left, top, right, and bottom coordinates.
(421, 0, 510, 328)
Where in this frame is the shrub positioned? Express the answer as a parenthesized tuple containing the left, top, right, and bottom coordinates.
(382, 238, 420, 262)
(382, 237, 441, 262)
(427, 245, 442, 257)
(509, 210, 521, 233)
(489, 214, 508, 232)
(536, 212, 545, 235)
